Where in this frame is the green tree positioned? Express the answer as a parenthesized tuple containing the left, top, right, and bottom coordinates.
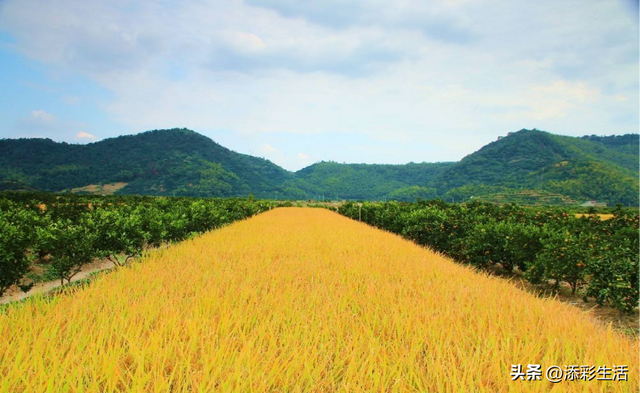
(0, 211, 34, 296)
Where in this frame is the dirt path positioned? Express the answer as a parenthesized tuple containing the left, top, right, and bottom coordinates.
(0, 259, 115, 305)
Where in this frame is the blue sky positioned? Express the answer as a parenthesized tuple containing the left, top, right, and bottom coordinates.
(0, 0, 637, 171)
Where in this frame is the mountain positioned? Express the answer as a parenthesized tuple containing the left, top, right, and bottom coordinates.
(0, 129, 293, 198)
(294, 161, 454, 201)
(435, 129, 639, 205)
(0, 128, 637, 205)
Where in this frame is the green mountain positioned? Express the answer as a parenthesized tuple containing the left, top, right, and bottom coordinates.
(0, 128, 293, 198)
(0, 128, 637, 205)
(293, 161, 453, 201)
(436, 129, 639, 205)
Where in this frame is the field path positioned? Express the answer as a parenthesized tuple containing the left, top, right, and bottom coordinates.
(0, 208, 637, 392)
(0, 259, 115, 305)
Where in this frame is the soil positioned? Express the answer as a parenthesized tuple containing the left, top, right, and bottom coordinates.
(69, 182, 128, 195)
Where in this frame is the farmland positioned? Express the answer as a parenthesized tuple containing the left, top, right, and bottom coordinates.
(1, 194, 637, 314)
(339, 201, 639, 313)
(0, 207, 638, 391)
(0, 192, 276, 297)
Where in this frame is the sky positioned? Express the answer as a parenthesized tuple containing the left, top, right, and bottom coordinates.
(0, 0, 637, 171)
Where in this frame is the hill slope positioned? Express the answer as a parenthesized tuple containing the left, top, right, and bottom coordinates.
(0, 128, 637, 204)
(0, 129, 294, 198)
(434, 129, 639, 205)
(294, 161, 454, 201)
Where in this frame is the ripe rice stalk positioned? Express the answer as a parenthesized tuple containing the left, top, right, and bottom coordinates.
(0, 208, 637, 392)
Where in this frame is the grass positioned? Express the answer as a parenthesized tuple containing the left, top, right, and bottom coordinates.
(0, 208, 637, 391)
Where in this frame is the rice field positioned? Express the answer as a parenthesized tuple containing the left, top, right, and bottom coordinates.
(0, 208, 637, 392)
(574, 213, 615, 220)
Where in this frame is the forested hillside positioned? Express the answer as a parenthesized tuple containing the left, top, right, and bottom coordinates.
(294, 161, 453, 201)
(0, 128, 637, 205)
(435, 130, 639, 205)
(0, 129, 294, 199)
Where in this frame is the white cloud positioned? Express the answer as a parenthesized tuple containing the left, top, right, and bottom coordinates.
(30, 109, 55, 123)
(492, 80, 602, 121)
(531, 81, 600, 104)
(222, 31, 267, 53)
(17, 109, 58, 132)
(13, 109, 97, 142)
(0, 0, 637, 165)
(76, 131, 97, 140)
(297, 152, 309, 160)
(261, 144, 278, 153)
(256, 143, 292, 166)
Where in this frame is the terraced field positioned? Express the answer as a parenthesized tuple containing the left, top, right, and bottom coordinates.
(0, 208, 637, 391)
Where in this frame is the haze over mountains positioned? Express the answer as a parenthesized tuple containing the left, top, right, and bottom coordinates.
(1, 128, 637, 205)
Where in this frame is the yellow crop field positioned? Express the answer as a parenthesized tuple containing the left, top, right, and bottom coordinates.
(0, 208, 637, 392)
(575, 213, 615, 220)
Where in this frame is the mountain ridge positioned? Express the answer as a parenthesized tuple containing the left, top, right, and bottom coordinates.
(1, 128, 637, 205)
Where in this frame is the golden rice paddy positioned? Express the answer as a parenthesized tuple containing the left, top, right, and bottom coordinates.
(0, 208, 637, 392)
(574, 213, 615, 220)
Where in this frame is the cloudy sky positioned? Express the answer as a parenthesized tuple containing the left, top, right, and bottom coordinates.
(0, 0, 637, 170)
